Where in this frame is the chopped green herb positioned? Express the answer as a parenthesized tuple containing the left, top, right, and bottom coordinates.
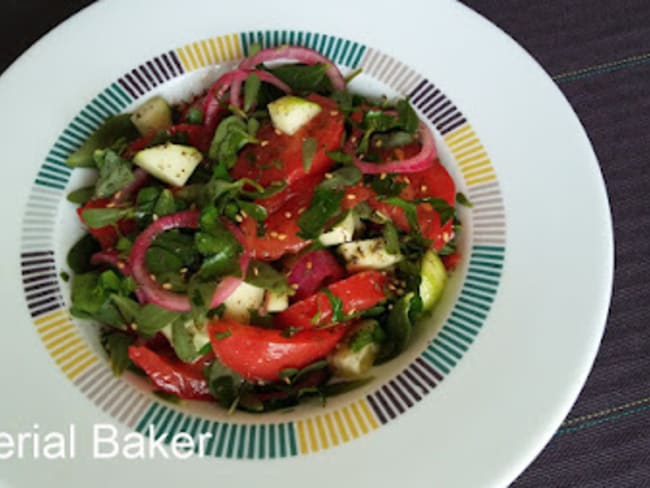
(456, 192, 473, 208)
(302, 137, 318, 171)
(214, 330, 232, 340)
(186, 107, 203, 125)
(323, 288, 344, 323)
(244, 73, 261, 112)
(67, 186, 95, 205)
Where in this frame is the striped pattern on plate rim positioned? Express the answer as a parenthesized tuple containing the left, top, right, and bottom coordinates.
(19, 30, 505, 458)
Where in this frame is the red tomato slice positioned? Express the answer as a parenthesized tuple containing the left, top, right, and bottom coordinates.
(231, 94, 344, 187)
(207, 319, 345, 382)
(240, 183, 315, 261)
(343, 160, 456, 250)
(128, 345, 213, 401)
(77, 198, 136, 249)
(275, 270, 389, 329)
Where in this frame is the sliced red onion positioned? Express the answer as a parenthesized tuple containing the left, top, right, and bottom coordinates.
(354, 121, 437, 174)
(91, 250, 132, 275)
(239, 45, 346, 91)
(129, 210, 248, 312)
(228, 69, 292, 109)
(288, 250, 344, 301)
(202, 68, 291, 130)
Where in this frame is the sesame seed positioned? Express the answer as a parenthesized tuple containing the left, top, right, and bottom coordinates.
(324, 173, 333, 179)
(253, 266, 259, 276)
(421, 185, 428, 192)
(350, 136, 357, 143)
(277, 233, 287, 241)
(152, 214, 159, 221)
(131, 323, 138, 330)
(404, 176, 411, 184)
(260, 140, 270, 147)
(114, 191, 122, 199)
(235, 215, 243, 223)
(240, 210, 248, 218)
(375, 139, 383, 148)
(149, 274, 157, 281)
(274, 129, 282, 136)
(117, 262, 125, 269)
(298, 207, 306, 214)
(106, 202, 116, 208)
(330, 110, 339, 116)
(291, 283, 300, 290)
(180, 267, 189, 273)
(380, 172, 387, 180)
(306, 261, 313, 270)
(270, 231, 279, 238)
(442, 232, 450, 241)
(284, 211, 292, 219)
(346, 194, 356, 200)
(162, 283, 173, 290)
(348, 308, 357, 315)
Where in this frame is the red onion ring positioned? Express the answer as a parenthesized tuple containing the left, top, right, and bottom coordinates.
(129, 210, 249, 312)
(353, 121, 437, 174)
(111, 168, 149, 205)
(239, 45, 346, 91)
(202, 68, 291, 130)
(91, 250, 132, 275)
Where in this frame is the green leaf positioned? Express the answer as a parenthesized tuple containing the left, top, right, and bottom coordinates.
(244, 73, 261, 112)
(186, 107, 203, 125)
(269, 63, 333, 94)
(319, 166, 362, 191)
(415, 197, 456, 225)
(382, 196, 420, 231)
(323, 288, 344, 323)
(103, 329, 134, 376)
(81, 207, 131, 229)
(237, 200, 267, 222)
(371, 130, 415, 150)
(67, 186, 95, 205)
(245, 260, 291, 294)
(66, 233, 101, 274)
(320, 377, 373, 397)
(247, 118, 260, 137)
(325, 150, 353, 164)
(302, 137, 318, 172)
(456, 192, 473, 208)
(363, 110, 399, 132)
(383, 292, 420, 359)
(153, 189, 176, 216)
(171, 318, 199, 363)
(94, 149, 135, 198)
(297, 188, 344, 239)
(396, 99, 419, 133)
(66, 114, 138, 167)
(136, 304, 181, 336)
(383, 222, 400, 255)
(209, 116, 257, 167)
(110, 294, 141, 324)
(368, 174, 407, 197)
(69, 271, 127, 329)
(204, 360, 242, 407)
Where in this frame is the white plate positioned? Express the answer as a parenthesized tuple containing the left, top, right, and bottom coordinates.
(0, 1, 613, 487)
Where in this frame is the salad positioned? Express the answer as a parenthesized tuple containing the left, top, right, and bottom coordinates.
(65, 45, 463, 413)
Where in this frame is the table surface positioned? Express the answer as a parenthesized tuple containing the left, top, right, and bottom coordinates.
(2, 1, 648, 486)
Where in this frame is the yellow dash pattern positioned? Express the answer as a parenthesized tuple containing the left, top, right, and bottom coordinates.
(184, 45, 199, 71)
(57, 342, 92, 366)
(296, 420, 309, 454)
(358, 400, 380, 430)
(350, 403, 369, 434)
(64, 354, 98, 381)
(192, 42, 207, 69)
(452, 149, 487, 166)
(341, 407, 360, 438)
(42, 328, 76, 348)
(463, 166, 494, 181)
(37, 315, 70, 334)
(444, 124, 473, 147)
(216, 37, 228, 61)
(176, 48, 192, 72)
(314, 416, 329, 449)
(34, 309, 67, 327)
(49, 336, 84, 359)
(467, 173, 497, 187)
(332, 410, 350, 443)
(207, 38, 220, 64)
(460, 159, 491, 174)
(323, 413, 340, 446)
(200, 40, 214, 65)
(452, 138, 482, 154)
(305, 418, 319, 452)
